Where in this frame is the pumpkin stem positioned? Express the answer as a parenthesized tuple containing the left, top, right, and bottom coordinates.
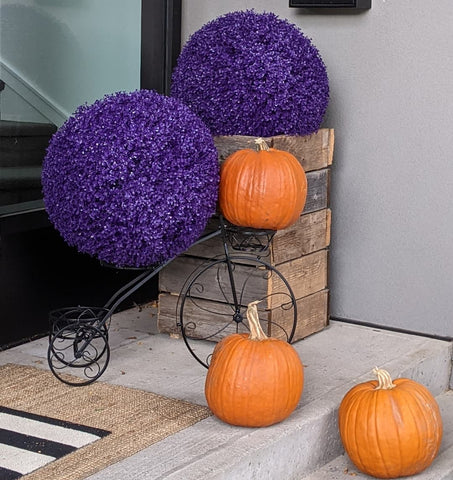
(246, 300, 268, 341)
(372, 367, 396, 390)
(254, 137, 270, 152)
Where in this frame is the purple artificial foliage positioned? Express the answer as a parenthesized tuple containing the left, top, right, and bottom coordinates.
(171, 10, 329, 137)
(42, 90, 220, 268)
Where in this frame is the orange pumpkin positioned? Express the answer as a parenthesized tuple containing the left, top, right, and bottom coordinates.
(219, 138, 307, 230)
(338, 367, 443, 479)
(205, 300, 304, 427)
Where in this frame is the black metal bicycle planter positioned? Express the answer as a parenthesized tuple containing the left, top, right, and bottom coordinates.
(47, 216, 298, 386)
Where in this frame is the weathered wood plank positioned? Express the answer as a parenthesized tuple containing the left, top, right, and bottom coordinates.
(157, 293, 273, 341)
(185, 208, 331, 263)
(271, 250, 328, 304)
(159, 250, 327, 311)
(303, 168, 329, 214)
(270, 289, 329, 341)
(326, 208, 332, 248)
(271, 209, 331, 265)
(157, 288, 329, 343)
(159, 255, 270, 307)
(213, 129, 334, 172)
(271, 129, 334, 172)
(327, 130, 334, 166)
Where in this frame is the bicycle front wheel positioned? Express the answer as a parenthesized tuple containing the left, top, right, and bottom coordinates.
(178, 254, 297, 368)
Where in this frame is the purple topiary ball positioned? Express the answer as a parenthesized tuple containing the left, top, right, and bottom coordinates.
(42, 90, 219, 268)
(171, 10, 329, 137)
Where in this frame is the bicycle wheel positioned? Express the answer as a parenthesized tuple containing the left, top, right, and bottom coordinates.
(178, 254, 297, 368)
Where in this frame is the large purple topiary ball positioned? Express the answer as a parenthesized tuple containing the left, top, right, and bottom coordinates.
(171, 10, 329, 137)
(42, 90, 220, 268)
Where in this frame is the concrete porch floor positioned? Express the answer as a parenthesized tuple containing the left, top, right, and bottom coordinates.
(1, 304, 452, 479)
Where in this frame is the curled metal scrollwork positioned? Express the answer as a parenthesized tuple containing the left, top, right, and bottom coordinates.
(178, 254, 297, 368)
(224, 223, 276, 253)
(47, 307, 111, 386)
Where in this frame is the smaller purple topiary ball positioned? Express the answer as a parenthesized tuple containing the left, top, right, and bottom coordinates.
(42, 90, 219, 268)
(171, 10, 329, 137)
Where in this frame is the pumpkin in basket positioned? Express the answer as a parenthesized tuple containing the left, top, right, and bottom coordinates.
(219, 138, 307, 231)
(338, 367, 443, 479)
(205, 300, 304, 427)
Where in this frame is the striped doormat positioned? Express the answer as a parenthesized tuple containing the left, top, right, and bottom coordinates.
(0, 363, 211, 480)
(0, 406, 109, 479)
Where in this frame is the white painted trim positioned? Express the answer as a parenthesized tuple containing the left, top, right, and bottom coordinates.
(0, 60, 69, 127)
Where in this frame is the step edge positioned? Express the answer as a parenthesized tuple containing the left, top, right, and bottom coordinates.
(0, 120, 57, 137)
(302, 442, 453, 480)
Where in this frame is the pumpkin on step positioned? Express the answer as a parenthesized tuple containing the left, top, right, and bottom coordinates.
(205, 300, 304, 427)
(219, 138, 307, 231)
(338, 367, 443, 479)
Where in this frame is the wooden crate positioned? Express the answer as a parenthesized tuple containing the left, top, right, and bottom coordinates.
(158, 129, 334, 342)
(158, 289, 329, 342)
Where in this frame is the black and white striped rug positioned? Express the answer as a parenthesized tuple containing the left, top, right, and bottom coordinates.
(0, 406, 110, 480)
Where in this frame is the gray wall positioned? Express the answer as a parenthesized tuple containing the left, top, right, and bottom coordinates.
(181, 1, 453, 338)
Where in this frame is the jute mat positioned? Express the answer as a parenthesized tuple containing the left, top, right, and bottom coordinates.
(0, 363, 211, 480)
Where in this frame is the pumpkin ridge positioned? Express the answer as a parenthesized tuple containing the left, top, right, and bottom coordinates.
(284, 161, 299, 223)
(403, 382, 443, 466)
(228, 338, 257, 424)
(373, 370, 406, 476)
(384, 392, 405, 477)
(268, 343, 284, 422)
(271, 346, 282, 422)
(226, 338, 253, 422)
(281, 342, 303, 414)
(268, 158, 289, 226)
(396, 384, 437, 475)
(351, 394, 368, 473)
(362, 390, 378, 476)
(234, 159, 246, 223)
(281, 156, 304, 226)
(340, 387, 370, 473)
(373, 390, 393, 478)
(207, 335, 245, 417)
(263, 341, 302, 424)
(406, 381, 443, 431)
(242, 152, 265, 224)
(403, 389, 426, 473)
(224, 157, 244, 222)
(237, 341, 273, 424)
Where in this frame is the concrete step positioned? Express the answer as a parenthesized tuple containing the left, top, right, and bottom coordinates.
(0, 120, 56, 167)
(302, 390, 453, 480)
(2, 316, 451, 480)
(0, 166, 42, 188)
(88, 320, 451, 480)
(0, 120, 56, 137)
